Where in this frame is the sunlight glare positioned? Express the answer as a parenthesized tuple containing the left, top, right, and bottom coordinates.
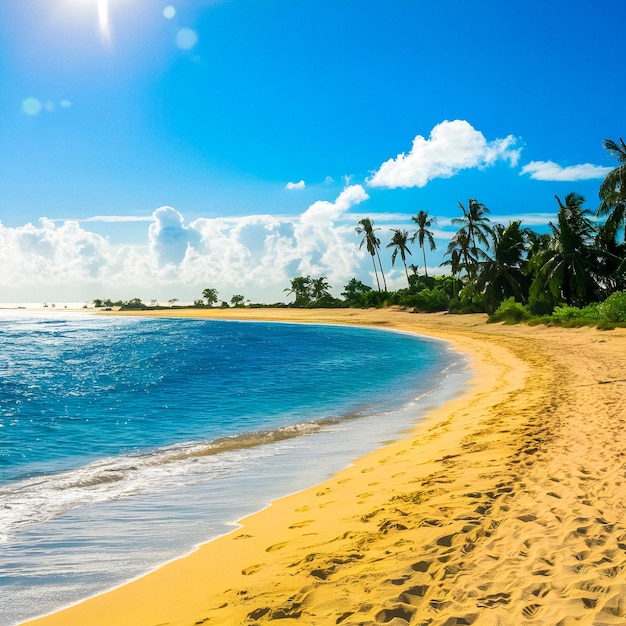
(67, 0, 114, 45)
(98, 0, 112, 45)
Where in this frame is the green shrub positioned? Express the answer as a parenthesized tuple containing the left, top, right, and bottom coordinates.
(448, 284, 485, 314)
(528, 293, 554, 316)
(551, 304, 584, 322)
(396, 288, 450, 312)
(598, 290, 626, 322)
(489, 298, 531, 324)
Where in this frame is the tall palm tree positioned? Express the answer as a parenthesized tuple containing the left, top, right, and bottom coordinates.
(444, 228, 474, 279)
(441, 247, 462, 296)
(598, 137, 626, 243)
(475, 221, 531, 313)
(451, 199, 493, 278)
(530, 193, 606, 307)
(595, 223, 626, 292)
(356, 218, 387, 291)
(387, 229, 413, 286)
(410, 210, 437, 277)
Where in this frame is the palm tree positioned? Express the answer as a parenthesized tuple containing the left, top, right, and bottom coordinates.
(451, 199, 493, 277)
(310, 276, 331, 303)
(595, 223, 626, 292)
(202, 288, 219, 307)
(356, 218, 387, 291)
(530, 193, 606, 307)
(598, 137, 626, 243)
(284, 276, 312, 307)
(387, 229, 412, 285)
(440, 245, 464, 298)
(410, 210, 437, 277)
(443, 229, 473, 279)
(475, 221, 531, 313)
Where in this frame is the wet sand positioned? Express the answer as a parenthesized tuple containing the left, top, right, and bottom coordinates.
(23, 308, 626, 626)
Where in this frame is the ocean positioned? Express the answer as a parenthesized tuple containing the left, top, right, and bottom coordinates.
(0, 312, 468, 625)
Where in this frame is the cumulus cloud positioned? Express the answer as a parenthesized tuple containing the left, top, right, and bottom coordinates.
(0, 219, 113, 294)
(0, 187, 372, 303)
(368, 120, 522, 189)
(520, 160, 612, 181)
(286, 180, 305, 190)
(148, 206, 201, 267)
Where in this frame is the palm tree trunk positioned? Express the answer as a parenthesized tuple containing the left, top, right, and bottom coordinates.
(422, 245, 429, 277)
(371, 254, 381, 291)
(376, 250, 387, 291)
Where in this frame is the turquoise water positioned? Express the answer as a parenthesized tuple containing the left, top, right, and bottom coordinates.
(0, 312, 468, 625)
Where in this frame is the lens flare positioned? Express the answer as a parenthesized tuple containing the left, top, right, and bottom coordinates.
(97, 0, 112, 44)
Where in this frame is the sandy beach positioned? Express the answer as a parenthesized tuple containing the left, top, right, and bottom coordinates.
(22, 308, 626, 626)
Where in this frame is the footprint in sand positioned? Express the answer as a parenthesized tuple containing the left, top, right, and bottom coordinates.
(289, 519, 314, 529)
(522, 603, 542, 618)
(265, 541, 289, 552)
(477, 592, 511, 608)
(375, 605, 415, 623)
(241, 563, 264, 575)
(318, 500, 336, 508)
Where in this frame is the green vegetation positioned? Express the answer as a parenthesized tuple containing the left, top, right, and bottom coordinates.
(92, 136, 625, 326)
(489, 293, 626, 329)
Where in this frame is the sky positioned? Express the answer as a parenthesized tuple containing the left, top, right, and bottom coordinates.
(0, 0, 624, 305)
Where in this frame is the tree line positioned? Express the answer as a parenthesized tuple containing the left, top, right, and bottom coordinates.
(94, 137, 625, 323)
(334, 136, 625, 318)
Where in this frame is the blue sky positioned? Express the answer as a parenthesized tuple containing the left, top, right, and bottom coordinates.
(0, 0, 623, 304)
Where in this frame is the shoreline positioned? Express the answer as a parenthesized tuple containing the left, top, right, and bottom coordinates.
(22, 308, 626, 625)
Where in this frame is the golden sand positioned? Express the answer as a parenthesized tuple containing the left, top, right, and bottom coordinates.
(23, 308, 626, 626)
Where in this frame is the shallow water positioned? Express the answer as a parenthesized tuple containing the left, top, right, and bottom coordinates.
(0, 313, 468, 624)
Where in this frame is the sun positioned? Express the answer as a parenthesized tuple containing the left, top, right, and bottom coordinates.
(96, 0, 112, 44)
(67, 0, 113, 44)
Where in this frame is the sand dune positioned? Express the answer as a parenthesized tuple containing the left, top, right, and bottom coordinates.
(23, 309, 626, 626)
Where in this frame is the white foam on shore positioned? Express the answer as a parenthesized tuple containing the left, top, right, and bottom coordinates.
(0, 353, 469, 625)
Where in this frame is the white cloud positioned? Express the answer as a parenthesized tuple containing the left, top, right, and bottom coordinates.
(520, 160, 612, 181)
(149, 206, 201, 267)
(368, 120, 522, 189)
(286, 180, 306, 190)
(0, 188, 371, 304)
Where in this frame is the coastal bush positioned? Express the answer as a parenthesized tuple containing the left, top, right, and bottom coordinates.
(489, 298, 531, 324)
(528, 293, 554, 316)
(550, 303, 601, 325)
(448, 284, 485, 314)
(398, 288, 450, 312)
(598, 290, 626, 322)
(550, 304, 585, 322)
